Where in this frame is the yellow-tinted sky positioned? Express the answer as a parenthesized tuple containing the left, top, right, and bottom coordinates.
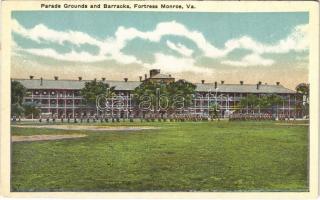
(11, 11, 309, 90)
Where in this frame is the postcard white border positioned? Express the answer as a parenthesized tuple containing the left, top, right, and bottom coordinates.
(1, 1, 319, 199)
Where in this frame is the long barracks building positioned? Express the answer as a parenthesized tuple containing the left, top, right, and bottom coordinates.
(14, 69, 302, 119)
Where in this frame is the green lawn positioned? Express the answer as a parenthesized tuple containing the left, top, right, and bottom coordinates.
(11, 121, 309, 192)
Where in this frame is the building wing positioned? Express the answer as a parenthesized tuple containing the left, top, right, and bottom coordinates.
(14, 79, 141, 91)
(195, 83, 296, 94)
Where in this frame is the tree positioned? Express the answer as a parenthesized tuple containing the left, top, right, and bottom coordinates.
(296, 83, 309, 118)
(259, 94, 283, 115)
(209, 102, 220, 120)
(296, 83, 309, 98)
(167, 79, 196, 110)
(80, 80, 114, 105)
(11, 81, 26, 116)
(11, 103, 24, 117)
(239, 94, 259, 112)
(11, 81, 26, 105)
(133, 81, 168, 113)
(239, 93, 282, 115)
(23, 102, 41, 118)
(132, 79, 196, 115)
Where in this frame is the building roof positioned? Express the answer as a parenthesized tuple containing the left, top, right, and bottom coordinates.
(107, 80, 141, 91)
(14, 79, 295, 94)
(14, 79, 141, 91)
(150, 73, 173, 79)
(195, 83, 295, 94)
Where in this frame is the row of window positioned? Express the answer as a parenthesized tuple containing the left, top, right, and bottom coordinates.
(31, 90, 80, 96)
(29, 90, 297, 99)
(25, 99, 82, 104)
(30, 90, 130, 96)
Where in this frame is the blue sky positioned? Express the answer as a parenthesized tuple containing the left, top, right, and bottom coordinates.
(11, 11, 309, 88)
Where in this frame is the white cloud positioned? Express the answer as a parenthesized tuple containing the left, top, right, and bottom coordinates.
(111, 21, 308, 58)
(145, 53, 210, 73)
(221, 53, 275, 67)
(20, 47, 142, 65)
(23, 48, 106, 62)
(12, 19, 142, 64)
(166, 40, 193, 57)
(220, 24, 308, 66)
(270, 24, 308, 53)
(112, 21, 226, 58)
(223, 24, 308, 55)
(12, 18, 308, 69)
(12, 19, 102, 47)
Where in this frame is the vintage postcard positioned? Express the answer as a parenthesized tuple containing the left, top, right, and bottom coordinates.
(0, 0, 319, 199)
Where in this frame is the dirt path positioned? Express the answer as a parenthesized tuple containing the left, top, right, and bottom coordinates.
(11, 125, 159, 131)
(12, 134, 87, 142)
(274, 123, 309, 126)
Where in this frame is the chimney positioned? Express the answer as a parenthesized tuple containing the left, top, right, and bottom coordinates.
(240, 81, 243, 85)
(256, 83, 260, 90)
(102, 77, 106, 81)
(29, 75, 34, 80)
(169, 74, 171, 78)
(214, 81, 217, 89)
(40, 77, 43, 86)
(144, 74, 147, 80)
(276, 82, 280, 86)
(78, 77, 82, 81)
(201, 80, 205, 84)
(94, 78, 97, 81)
(54, 76, 58, 80)
(124, 78, 128, 82)
(221, 80, 224, 84)
(150, 69, 160, 78)
(139, 76, 142, 82)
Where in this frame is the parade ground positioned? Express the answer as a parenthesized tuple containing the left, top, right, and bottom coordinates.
(11, 120, 309, 192)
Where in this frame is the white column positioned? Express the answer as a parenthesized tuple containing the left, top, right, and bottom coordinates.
(282, 98, 285, 115)
(288, 94, 291, 118)
(194, 98, 196, 115)
(40, 92, 42, 115)
(31, 91, 34, 119)
(127, 94, 129, 118)
(48, 91, 51, 115)
(294, 95, 297, 118)
(233, 93, 236, 111)
(72, 91, 75, 118)
(207, 92, 210, 116)
(56, 90, 58, 116)
(200, 95, 203, 116)
(227, 95, 229, 111)
(64, 91, 66, 117)
(112, 97, 114, 117)
(258, 94, 260, 114)
(246, 94, 248, 114)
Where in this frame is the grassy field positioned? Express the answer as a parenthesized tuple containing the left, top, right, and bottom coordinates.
(11, 121, 309, 192)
